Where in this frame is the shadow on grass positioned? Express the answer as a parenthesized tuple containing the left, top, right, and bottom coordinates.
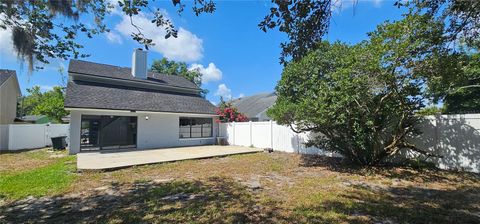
(299, 154, 480, 183)
(294, 184, 480, 224)
(0, 177, 291, 223)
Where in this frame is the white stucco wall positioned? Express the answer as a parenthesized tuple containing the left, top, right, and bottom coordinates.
(68, 109, 218, 154)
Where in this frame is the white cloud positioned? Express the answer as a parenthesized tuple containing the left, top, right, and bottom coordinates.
(105, 0, 122, 15)
(40, 85, 54, 91)
(238, 93, 245, 98)
(0, 27, 15, 60)
(332, 0, 384, 12)
(188, 63, 222, 83)
(215, 84, 232, 100)
(332, 0, 356, 12)
(115, 12, 203, 62)
(105, 31, 123, 44)
(372, 0, 383, 8)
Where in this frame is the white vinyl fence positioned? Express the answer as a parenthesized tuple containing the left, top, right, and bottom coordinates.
(220, 114, 480, 173)
(220, 121, 334, 156)
(0, 124, 69, 151)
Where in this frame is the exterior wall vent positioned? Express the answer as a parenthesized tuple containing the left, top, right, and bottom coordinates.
(132, 48, 147, 79)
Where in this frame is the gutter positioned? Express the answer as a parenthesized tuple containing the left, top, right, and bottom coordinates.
(64, 107, 218, 116)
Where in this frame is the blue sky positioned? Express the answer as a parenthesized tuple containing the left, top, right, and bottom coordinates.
(0, 0, 405, 104)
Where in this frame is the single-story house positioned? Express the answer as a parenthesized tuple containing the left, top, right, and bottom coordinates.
(230, 92, 277, 121)
(64, 49, 218, 154)
(0, 69, 21, 124)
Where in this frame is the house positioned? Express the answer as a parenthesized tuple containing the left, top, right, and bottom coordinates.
(0, 69, 21, 124)
(64, 49, 218, 154)
(231, 92, 277, 121)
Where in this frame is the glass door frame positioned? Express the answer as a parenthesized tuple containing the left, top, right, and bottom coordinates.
(80, 115, 138, 151)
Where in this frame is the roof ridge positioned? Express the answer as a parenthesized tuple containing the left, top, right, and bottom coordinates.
(68, 59, 199, 90)
(70, 59, 176, 78)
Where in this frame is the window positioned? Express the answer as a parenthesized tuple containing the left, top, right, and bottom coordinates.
(179, 117, 213, 138)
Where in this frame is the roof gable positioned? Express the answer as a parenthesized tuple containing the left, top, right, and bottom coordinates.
(0, 69, 15, 86)
(0, 69, 21, 95)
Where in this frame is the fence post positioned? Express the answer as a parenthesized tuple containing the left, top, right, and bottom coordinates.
(249, 121, 252, 146)
(7, 124, 12, 150)
(232, 122, 235, 146)
(270, 120, 273, 149)
(44, 124, 49, 147)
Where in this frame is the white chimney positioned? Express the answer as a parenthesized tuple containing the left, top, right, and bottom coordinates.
(132, 48, 147, 79)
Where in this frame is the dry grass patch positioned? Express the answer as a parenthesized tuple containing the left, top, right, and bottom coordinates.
(0, 148, 66, 175)
(1, 150, 479, 224)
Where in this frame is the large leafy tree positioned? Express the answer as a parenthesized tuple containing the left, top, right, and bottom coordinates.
(425, 49, 480, 113)
(0, 0, 215, 71)
(150, 58, 208, 97)
(19, 86, 43, 117)
(259, 0, 332, 65)
(2, 0, 478, 70)
(268, 13, 446, 165)
(409, 0, 480, 48)
(19, 86, 68, 123)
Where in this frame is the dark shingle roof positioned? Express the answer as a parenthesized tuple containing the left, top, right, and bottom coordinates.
(65, 81, 216, 114)
(231, 92, 277, 118)
(68, 60, 199, 90)
(0, 69, 16, 86)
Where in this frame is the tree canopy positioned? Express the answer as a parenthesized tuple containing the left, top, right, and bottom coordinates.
(1, 0, 478, 70)
(268, 11, 457, 165)
(150, 58, 208, 97)
(0, 0, 215, 71)
(19, 86, 68, 123)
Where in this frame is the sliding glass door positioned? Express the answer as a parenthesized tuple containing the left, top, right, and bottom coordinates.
(80, 115, 137, 151)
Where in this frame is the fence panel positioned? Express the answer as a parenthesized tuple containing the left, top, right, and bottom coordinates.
(0, 125, 8, 150)
(8, 124, 47, 150)
(1, 124, 69, 151)
(233, 122, 251, 147)
(220, 115, 480, 173)
(46, 124, 70, 146)
(420, 115, 480, 173)
(272, 123, 298, 153)
(251, 122, 271, 149)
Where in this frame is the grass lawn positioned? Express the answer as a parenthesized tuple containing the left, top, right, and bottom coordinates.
(0, 149, 479, 223)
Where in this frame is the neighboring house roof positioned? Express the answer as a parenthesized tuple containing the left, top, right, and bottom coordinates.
(61, 115, 71, 123)
(231, 92, 277, 119)
(0, 69, 21, 95)
(0, 70, 14, 85)
(65, 60, 216, 115)
(20, 115, 49, 123)
(69, 60, 199, 90)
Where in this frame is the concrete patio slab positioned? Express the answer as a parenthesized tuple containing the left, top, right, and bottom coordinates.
(77, 145, 263, 170)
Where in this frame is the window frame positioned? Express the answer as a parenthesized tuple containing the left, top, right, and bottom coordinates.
(179, 117, 213, 139)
